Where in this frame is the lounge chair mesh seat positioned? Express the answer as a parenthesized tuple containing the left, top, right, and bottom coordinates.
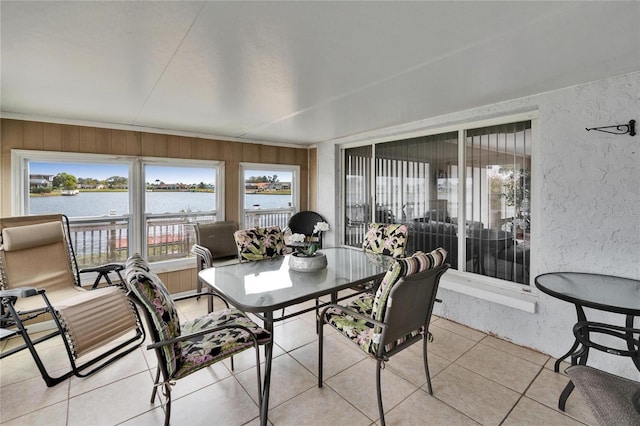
(55, 286, 138, 357)
(0, 214, 144, 386)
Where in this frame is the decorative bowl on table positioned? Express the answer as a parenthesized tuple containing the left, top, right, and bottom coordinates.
(288, 251, 327, 272)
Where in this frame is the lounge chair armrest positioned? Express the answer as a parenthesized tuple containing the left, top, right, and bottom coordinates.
(0, 287, 40, 298)
(147, 323, 266, 350)
(79, 263, 124, 275)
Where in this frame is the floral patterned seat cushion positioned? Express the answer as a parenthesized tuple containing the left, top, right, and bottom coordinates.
(125, 254, 271, 381)
(324, 248, 447, 355)
(175, 308, 270, 379)
(362, 223, 409, 258)
(234, 226, 286, 261)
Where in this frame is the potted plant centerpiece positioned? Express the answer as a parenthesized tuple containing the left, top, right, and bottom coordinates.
(288, 221, 329, 272)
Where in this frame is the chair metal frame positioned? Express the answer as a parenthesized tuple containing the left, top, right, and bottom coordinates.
(318, 263, 449, 426)
(0, 214, 145, 387)
(125, 255, 268, 426)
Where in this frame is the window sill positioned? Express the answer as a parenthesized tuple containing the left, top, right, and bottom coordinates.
(439, 271, 538, 313)
(150, 257, 197, 274)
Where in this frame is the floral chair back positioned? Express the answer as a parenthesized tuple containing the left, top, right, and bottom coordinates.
(233, 226, 286, 262)
(362, 222, 409, 258)
(125, 254, 182, 377)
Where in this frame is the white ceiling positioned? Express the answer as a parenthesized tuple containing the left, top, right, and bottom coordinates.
(1, 1, 639, 146)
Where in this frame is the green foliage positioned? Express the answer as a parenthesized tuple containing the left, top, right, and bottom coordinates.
(498, 168, 530, 208)
(106, 176, 128, 188)
(246, 175, 279, 184)
(30, 186, 52, 194)
(52, 172, 78, 190)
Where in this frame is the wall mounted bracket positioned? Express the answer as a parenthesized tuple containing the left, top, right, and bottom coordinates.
(586, 120, 635, 136)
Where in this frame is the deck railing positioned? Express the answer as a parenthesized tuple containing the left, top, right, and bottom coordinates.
(67, 209, 293, 269)
(243, 207, 293, 230)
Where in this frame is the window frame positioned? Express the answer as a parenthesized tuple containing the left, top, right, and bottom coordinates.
(11, 150, 223, 276)
(339, 112, 538, 311)
(238, 162, 300, 229)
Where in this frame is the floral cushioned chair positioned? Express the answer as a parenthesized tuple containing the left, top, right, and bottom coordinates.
(233, 225, 287, 262)
(318, 248, 449, 426)
(362, 222, 409, 258)
(125, 254, 270, 426)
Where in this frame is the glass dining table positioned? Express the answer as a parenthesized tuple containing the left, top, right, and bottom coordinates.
(198, 247, 394, 426)
(535, 272, 640, 410)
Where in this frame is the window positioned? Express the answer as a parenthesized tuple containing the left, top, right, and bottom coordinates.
(239, 163, 299, 230)
(344, 146, 371, 246)
(12, 150, 222, 272)
(466, 122, 531, 284)
(143, 161, 221, 263)
(342, 118, 532, 286)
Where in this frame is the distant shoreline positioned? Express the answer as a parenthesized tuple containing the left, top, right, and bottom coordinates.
(30, 189, 291, 197)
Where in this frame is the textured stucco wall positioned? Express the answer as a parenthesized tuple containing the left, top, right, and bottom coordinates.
(317, 71, 640, 378)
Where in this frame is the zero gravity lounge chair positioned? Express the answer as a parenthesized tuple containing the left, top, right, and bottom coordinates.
(0, 214, 145, 386)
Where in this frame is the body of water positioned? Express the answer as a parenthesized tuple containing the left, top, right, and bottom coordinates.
(30, 192, 292, 217)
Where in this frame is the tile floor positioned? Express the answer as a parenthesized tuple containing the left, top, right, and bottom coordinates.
(0, 296, 597, 426)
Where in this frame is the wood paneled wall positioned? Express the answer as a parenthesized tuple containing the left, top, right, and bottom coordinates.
(0, 118, 314, 293)
(1, 119, 310, 219)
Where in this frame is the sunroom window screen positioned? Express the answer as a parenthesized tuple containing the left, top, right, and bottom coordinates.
(344, 146, 372, 247)
(375, 132, 458, 261)
(465, 121, 531, 284)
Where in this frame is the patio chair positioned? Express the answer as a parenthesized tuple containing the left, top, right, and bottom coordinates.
(125, 254, 270, 426)
(357, 222, 409, 294)
(233, 226, 287, 262)
(318, 248, 449, 426)
(0, 214, 144, 387)
(566, 365, 640, 426)
(285, 210, 326, 248)
(192, 220, 239, 295)
(559, 320, 640, 410)
(362, 222, 409, 258)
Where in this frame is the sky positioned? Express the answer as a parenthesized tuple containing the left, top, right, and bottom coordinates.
(31, 162, 293, 184)
(31, 162, 215, 184)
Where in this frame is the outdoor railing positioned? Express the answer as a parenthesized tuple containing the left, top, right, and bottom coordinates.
(68, 213, 217, 268)
(69, 216, 130, 268)
(67, 209, 293, 269)
(244, 207, 294, 230)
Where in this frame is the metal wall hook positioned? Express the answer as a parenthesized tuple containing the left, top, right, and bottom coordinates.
(586, 120, 635, 136)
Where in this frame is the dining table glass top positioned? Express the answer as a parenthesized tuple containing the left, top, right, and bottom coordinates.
(198, 247, 395, 312)
(535, 272, 640, 315)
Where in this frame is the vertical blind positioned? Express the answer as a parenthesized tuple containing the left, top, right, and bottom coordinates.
(466, 121, 531, 284)
(342, 119, 532, 286)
